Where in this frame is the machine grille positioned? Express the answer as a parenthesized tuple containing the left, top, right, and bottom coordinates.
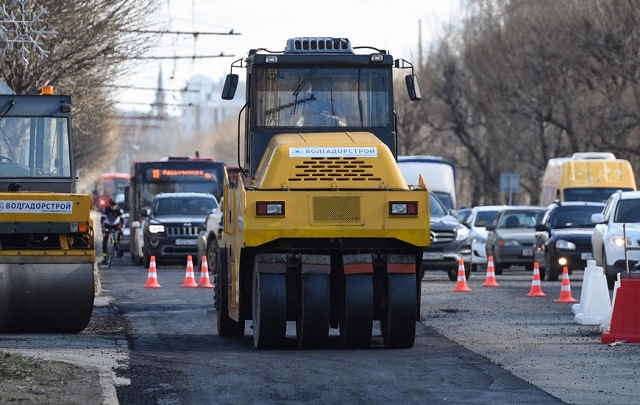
(312, 196, 362, 223)
(167, 226, 199, 236)
(288, 158, 381, 183)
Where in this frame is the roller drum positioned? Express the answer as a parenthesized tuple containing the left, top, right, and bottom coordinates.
(0, 263, 95, 333)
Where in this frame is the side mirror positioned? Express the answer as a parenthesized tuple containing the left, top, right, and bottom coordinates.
(486, 225, 496, 232)
(591, 213, 605, 224)
(139, 208, 149, 218)
(222, 73, 239, 100)
(535, 224, 547, 232)
(405, 74, 421, 101)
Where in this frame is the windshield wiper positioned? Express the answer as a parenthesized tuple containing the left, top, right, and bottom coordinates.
(293, 66, 319, 97)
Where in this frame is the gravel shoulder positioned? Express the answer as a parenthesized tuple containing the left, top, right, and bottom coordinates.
(421, 267, 637, 405)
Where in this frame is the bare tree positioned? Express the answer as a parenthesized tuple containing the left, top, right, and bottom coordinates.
(0, 0, 164, 176)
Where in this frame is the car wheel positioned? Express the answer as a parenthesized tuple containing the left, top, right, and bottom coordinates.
(143, 250, 151, 269)
(546, 265, 559, 281)
(494, 262, 503, 275)
(447, 269, 457, 281)
(464, 263, 472, 280)
(602, 250, 616, 290)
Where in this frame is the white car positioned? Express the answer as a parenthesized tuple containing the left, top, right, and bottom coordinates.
(197, 197, 224, 274)
(591, 190, 640, 289)
(464, 205, 507, 272)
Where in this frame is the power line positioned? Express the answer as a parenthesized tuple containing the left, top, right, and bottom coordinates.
(122, 29, 239, 36)
(107, 85, 198, 93)
(130, 54, 234, 60)
(116, 101, 195, 107)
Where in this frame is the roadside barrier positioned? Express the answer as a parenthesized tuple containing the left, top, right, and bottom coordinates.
(181, 255, 198, 288)
(198, 256, 214, 288)
(572, 260, 595, 315)
(575, 263, 611, 325)
(554, 266, 577, 303)
(144, 256, 162, 288)
(482, 256, 500, 287)
(601, 275, 640, 344)
(526, 262, 546, 297)
(453, 259, 471, 292)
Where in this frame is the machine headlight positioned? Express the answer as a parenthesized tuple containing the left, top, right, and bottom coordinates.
(148, 224, 165, 233)
(498, 240, 520, 247)
(472, 235, 487, 244)
(555, 239, 576, 250)
(455, 226, 470, 241)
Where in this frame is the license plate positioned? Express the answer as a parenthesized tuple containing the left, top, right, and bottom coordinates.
(522, 249, 533, 257)
(175, 239, 197, 246)
(423, 251, 444, 261)
(581, 252, 593, 260)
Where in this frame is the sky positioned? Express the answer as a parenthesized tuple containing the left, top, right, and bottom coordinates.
(114, 0, 462, 113)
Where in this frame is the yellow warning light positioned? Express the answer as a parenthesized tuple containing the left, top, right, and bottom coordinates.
(41, 85, 54, 95)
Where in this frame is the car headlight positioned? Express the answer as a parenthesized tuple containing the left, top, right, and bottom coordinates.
(148, 224, 165, 234)
(555, 239, 576, 250)
(498, 240, 520, 247)
(609, 235, 629, 247)
(472, 235, 487, 244)
(455, 227, 470, 241)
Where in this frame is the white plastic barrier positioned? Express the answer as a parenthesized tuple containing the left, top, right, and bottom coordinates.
(575, 264, 611, 325)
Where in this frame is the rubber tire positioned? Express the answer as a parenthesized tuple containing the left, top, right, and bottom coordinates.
(494, 262, 503, 275)
(206, 239, 219, 275)
(215, 248, 244, 337)
(296, 274, 330, 348)
(447, 269, 457, 281)
(381, 273, 417, 348)
(546, 258, 560, 281)
(142, 249, 151, 269)
(602, 251, 616, 290)
(340, 273, 373, 348)
(252, 270, 286, 348)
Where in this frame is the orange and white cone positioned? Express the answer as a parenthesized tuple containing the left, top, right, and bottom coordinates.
(198, 256, 214, 288)
(181, 255, 198, 288)
(526, 261, 546, 297)
(482, 256, 500, 287)
(453, 259, 471, 292)
(144, 256, 161, 288)
(555, 266, 578, 303)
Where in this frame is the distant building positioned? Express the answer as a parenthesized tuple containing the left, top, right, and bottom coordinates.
(179, 75, 245, 136)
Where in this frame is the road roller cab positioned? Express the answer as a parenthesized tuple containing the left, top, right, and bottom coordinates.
(0, 82, 95, 333)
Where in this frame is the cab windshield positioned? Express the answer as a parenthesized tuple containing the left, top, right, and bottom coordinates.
(0, 116, 71, 178)
(254, 66, 391, 129)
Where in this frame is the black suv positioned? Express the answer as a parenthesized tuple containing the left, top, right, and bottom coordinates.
(534, 201, 605, 281)
(421, 194, 472, 281)
(141, 192, 219, 267)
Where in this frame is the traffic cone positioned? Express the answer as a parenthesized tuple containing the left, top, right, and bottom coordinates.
(144, 256, 161, 288)
(482, 256, 500, 287)
(181, 255, 198, 288)
(554, 266, 578, 303)
(198, 256, 214, 288)
(453, 259, 471, 292)
(526, 261, 546, 297)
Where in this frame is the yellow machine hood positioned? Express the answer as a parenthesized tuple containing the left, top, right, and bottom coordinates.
(251, 132, 409, 190)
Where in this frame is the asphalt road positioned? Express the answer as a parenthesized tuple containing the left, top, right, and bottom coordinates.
(104, 262, 561, 404)
(3, 255, 639, 404)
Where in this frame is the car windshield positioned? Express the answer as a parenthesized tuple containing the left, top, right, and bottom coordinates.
(475, 210, 500, 228)
(429, 194, 447, 217)
(497, 210, 544, 229)
(551, 206, 602, 228)
(614, 199, 640, 223)
(564, 187, 632, 203)
(153, 197, 217, 216)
